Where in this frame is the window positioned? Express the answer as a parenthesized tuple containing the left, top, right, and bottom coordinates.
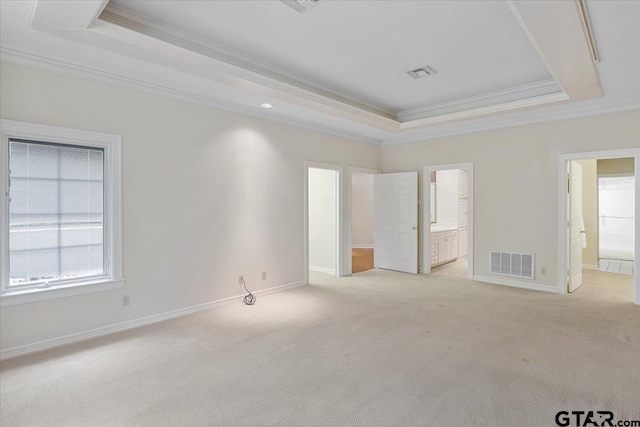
(1, 120, 123, 306)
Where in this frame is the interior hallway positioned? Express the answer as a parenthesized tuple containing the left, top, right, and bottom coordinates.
(2, 269, 637, 426)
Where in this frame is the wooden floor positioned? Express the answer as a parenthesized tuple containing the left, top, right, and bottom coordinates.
(599, 258, 634, 275)
(352, 248, 374, 273)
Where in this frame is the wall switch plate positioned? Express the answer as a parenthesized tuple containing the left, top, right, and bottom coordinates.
(262, 271, 267, 281)
(541, 267, 547, 275)
(122, 295, 130, 306)
(239, 275, 244, 285)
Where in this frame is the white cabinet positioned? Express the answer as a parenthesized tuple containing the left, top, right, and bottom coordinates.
(457, 169, 469, 258)
(459, 199, 468, 227)
(430, 229, 458, 266)
(452, 235, 459, 258)
(438, 236, 452, 261)
(459, 169, 468, 200)
(458, 227, 468, 257)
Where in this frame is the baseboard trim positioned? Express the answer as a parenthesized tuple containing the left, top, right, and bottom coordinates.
(309, 265, 336, 274)
(0, 280, 307, 361)
(473, 275, 558, 294)
(352, 244, 374, 249)
(583, 264, 599, 270)
(252, 280, 307, 298)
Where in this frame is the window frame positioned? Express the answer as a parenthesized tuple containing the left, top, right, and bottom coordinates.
(0, 119, 124, 306)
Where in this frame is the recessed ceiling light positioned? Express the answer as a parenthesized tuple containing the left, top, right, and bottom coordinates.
(260, 103, 274, 109)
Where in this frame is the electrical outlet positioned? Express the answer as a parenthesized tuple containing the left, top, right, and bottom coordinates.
(262, 271, 267, 281)
(122, 295, 130, 307)
(541, 267, 547, 275)
(239, 275, 244, 285)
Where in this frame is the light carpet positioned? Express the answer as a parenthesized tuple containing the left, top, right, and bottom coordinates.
(1, 268, 638, 426)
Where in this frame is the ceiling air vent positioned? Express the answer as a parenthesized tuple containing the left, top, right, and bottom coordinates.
(491, 251, 535, 279)
(407, 66, 438, 79)
(280, 0, 324, 13)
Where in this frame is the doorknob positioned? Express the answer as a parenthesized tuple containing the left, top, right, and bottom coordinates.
(412, 226, 417, 230)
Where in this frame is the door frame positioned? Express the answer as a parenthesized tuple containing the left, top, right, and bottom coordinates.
(346, 167, 380, 275)
(558, 148, 640, 304)
(422, 162, 474, 279)
(304, 161, 343, 284)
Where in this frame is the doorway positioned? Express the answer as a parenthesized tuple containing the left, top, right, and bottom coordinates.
(305, 162, 342, 283)
(374, 172, 419, 274)
(423, 163, 474, 279)
(560, 150, 639, 305)
(348, 168, 377, 274)
(346, 169, 419, 275)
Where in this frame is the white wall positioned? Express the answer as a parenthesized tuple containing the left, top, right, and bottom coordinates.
(309, 168, 337, 273)
(0, 61, 381, 353)
(382, 109, 640, 288)
(2, 60, 639, 353)
(434, 169, 459, 227)
(351, 173, 374, 248)
(598, 158, 635, 176)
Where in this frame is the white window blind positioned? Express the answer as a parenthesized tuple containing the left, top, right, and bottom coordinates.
(9, 139, 105, 287)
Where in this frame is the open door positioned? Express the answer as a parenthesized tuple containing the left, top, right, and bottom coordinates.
(569, 162, 584, 292)
(374, 172, 418, 273)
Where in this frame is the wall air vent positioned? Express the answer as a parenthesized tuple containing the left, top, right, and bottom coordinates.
(280, 0, 324, 13)
(407, 66, 438, 79)
(490, 251, 535, 279)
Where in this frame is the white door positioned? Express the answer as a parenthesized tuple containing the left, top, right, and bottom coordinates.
(569, 162, 584, 292)
(374, 172, 418, 273)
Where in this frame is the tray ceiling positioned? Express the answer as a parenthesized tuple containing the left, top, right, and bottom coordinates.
(1, 0, 634, 144)
(110, 0, 558, 116)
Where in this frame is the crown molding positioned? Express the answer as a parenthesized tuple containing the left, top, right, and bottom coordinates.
(3, 46, 637, 149)
(399, 91, 569, 130)
(0, 47, 384, 145)
(397, 79, 560, 122)
(382, 99, 640, 146)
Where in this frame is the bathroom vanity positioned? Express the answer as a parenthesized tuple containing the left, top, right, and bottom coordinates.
(430, 226, 459, 267)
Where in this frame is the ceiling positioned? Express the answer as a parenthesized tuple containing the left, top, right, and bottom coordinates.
(109, 0, 557, 115)
(0, 1, 638, 144)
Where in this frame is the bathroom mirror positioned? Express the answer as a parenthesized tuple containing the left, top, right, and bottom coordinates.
(430, 182, 437, 224)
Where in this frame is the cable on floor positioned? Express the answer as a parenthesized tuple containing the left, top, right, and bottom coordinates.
(240, 277, 256, 305)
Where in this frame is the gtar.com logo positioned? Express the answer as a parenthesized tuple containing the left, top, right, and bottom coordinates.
(555, 411, 640, 427)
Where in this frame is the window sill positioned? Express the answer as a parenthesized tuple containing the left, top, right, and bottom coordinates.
(0, 278, 125, 307)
